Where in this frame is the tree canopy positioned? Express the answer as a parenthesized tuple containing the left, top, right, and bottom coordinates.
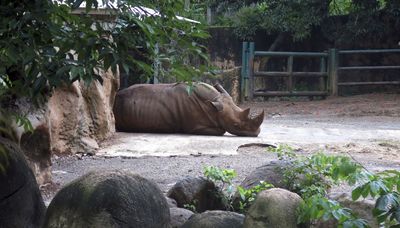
(206, 0, 400, 44)
(0, 0, 209, 105)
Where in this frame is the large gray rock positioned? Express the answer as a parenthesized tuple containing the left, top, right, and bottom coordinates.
(170, 207, 194, 228)
(243, 188, 304, 228)
(182, 210, 245, 228)
(232, 160, 288, 209)
(167, 177, 227, 212)
(239, 160, 289, 190)
(0, 137, 46, 228)
(43, 170, 170, 228)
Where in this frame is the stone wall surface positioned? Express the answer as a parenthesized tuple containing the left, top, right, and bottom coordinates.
(48, 69, 119, 155)
(16, 69, 119, 185)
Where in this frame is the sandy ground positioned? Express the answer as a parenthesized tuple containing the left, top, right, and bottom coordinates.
(42, 93, 400, 205)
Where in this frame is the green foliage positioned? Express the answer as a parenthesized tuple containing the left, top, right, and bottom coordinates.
(217, 0, 326, 41)
(352, 170, 400, 226)
(236, 181, 273, 212)
(329, 0, 353, 15)
(204, 166, 236, 195)
(229, 3, 266, 40)
(203, 165, 274, 212)
(14, 114, 33, 133)
(268, 144, 363, 198)
(209, 0, 400, 42)
(268, 144, 400, 227)
(299, 196, 368, 227)
(184, 200, 198, 213)
(0, 0, 210, 105)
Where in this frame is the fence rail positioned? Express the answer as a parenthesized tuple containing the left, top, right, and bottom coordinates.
(242, 42, 400, 99)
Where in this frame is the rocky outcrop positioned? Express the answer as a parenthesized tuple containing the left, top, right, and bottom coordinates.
(167, 177, 227, 213)
(243, 188, 304, 228)
(43, 170, 170, 228)
(13, 69, 119, 185)
(0, 137, 46, 228)
(182, 210, 245, 228)
(48, 69, 119, 155)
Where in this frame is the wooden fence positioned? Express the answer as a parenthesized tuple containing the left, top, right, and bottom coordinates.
(241, 42, 400, 99)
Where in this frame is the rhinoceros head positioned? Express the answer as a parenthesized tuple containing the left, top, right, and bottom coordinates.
(211, 84, 264, 137)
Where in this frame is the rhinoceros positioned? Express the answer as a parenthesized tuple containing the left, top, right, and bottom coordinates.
(113, 82, 264, 137)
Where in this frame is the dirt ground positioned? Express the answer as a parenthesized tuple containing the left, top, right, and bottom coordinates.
(42, 93, 400, 205)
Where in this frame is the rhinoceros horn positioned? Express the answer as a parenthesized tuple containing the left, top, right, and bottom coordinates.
(252, 111, 264, 127)
(214, 83, 229, 95)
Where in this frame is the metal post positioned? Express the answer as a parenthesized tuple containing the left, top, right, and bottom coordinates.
(320, 56, 327, 91)
(240, 42, 249, 102)
(328, 49, 338, 96)
(248, 42, 255, 100)
(152, 43, 160, 84)
(206, 7, 213, 25)
(287, 55, 293, 93)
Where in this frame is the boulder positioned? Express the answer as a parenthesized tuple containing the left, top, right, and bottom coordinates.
(170, 207, 194, 228)
(182, 210, 245, 228)
(232, 160, 288, 209)
(243, 188, 304, 228)
(239, 160, 288, 190)
(167, 177, 227, 212)
(43, 170, 170, 228)
(167, 196, 178, 208)
(0, 137, 46, 228)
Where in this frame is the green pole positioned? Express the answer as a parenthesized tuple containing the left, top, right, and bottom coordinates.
(287, 55, 293, 93)
(328, 49, 338, 96)
(320, 56, 327, 92)
(240, 42, 248, 102)
(248, 42, 255, 100)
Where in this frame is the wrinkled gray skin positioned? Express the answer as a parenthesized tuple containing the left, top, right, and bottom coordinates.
(114, 82, 264, 137)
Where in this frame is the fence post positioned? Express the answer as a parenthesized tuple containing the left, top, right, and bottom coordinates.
(240, 42, 248, 102)
(248, 42, 255, 100)
(320, 56, 327, 91)
(328, 48, 338, 96)
(287, 55, 293, 93)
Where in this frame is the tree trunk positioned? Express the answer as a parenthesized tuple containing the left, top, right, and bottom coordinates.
(268, 32, 287, 51)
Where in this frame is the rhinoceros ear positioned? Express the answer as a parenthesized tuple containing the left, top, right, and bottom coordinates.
(252, 111, 264, 127)
(210, 101, 224, 112)
(240, 108, 250, 120)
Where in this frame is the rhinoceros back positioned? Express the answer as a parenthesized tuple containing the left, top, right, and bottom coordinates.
(113, 83, 222, 134)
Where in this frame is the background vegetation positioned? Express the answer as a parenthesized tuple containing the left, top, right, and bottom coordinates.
(0, 0, 209, 106)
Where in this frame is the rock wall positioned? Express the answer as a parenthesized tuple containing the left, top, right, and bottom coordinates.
(16, 69, 119, 185)
(48, 69, 119, 155)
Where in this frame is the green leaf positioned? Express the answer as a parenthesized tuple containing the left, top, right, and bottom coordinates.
(352, 186, 363, 200)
